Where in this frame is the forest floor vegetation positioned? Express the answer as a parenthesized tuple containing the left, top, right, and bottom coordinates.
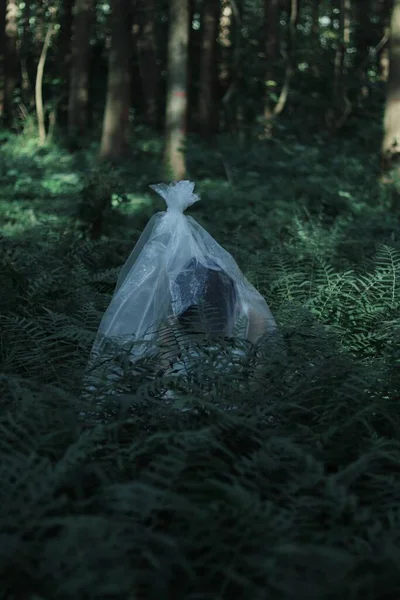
(1, 121, 400, 599)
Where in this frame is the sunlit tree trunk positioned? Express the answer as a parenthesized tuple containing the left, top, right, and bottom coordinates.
(382, 0, 400, 168)
(99, 0, 133, 160)
(164, 0, 189, 180)
(136, 0, 159, 129)
(36, 22, 55, 144)
(263, 0, 280, 132)
(3, 0, 18, 127)
(68, 0, 94, 138)
(197, 0, 220, 137)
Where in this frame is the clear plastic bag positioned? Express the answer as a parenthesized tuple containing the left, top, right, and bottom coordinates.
(91, 181, 277, 363)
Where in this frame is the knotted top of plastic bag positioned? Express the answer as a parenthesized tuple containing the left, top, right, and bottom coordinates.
(149, 181, 200, 214)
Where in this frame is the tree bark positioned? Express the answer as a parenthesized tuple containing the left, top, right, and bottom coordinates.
(353, 0, 373, 100)
(19, 0, 33, 107)
(263, 0, 281, 131)
(326, 0, 351, 130)
(36, 23, 55, 144)
(197, 0, 219, 136)
(311, 0, 319, 38)
(272, 0, 298, 117)
(164, 0, 189, 180)
(3, 0, 18, 126)
(99, 0, 133, 160)
(57, 0, 74, 127)
(382, 0, 400, 168)
(68, 0, 94, 138)
(218, 0, 233, 133)
(310, 0, 321, 77)
(377, 0, 392, 81)
(136, 0, 159, 129)
(0, 0, 6, 119)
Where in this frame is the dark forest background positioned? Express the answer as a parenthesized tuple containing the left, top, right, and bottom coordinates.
(2, 1, 400, 599)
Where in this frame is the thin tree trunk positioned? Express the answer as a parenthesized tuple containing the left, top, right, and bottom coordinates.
(36, 23, 55, 144)
(187, 0, 196, 133)
(68, 0, 94, 138)
(136, 0, 159, 129)
(263, 0, 280, 133)
(231, 0, 245, 139)
(353, 0, 372, 100)
(3, 0, 18, 127)
(382, 0, 400, 169)
(311, 0, 319, 38)
(273, 0, 298, 117)
(310, 0, 320, 76)
(218, 0, 233, 133)
(326, 0, 351, 129)
(164, 0, 189, 180)
(19, 0, 32, 107)
(0, 0, 6, 119)
(57, 0, 74, 127)
(333, 0, 351, 100)
(99, 0, 133, 160)
(377, 0, 392, 81)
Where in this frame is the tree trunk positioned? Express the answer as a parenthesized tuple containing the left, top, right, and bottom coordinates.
(218, 0, 233, 133)
(99, 0, 133, 160)
(34, 0, 45, 48)
(382, 0, 400, 168)
(57, 0, 74, 127)
(3, 0, 18, 127)
(68, 0, 94, 138)
(310, 0, 320, 77)
(0, 0, 6, 119)
(333, 0, 351, 97)
(36, 23, 55, 144)
(377, 0, 392, 81)
(231, 0, 245, 139)
(136, 0, 159, 129)
(263, 0, 280, 131)
(164, 0, 189, 180)
(353, 0, 373, 99)
(19, 0, 32, 107)
(197, 0, 219, 137)
(326, 0, 351, 129)
(265, 0, 280, 66)
(311, 0, 319, 38)
(273, 0, 298, 117)
(187, 0, 197, 133)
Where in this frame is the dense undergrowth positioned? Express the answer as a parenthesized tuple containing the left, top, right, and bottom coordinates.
(1, 119, 400, 599)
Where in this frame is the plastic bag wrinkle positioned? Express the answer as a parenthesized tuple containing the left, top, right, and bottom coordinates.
(89, 180, 277, 366)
